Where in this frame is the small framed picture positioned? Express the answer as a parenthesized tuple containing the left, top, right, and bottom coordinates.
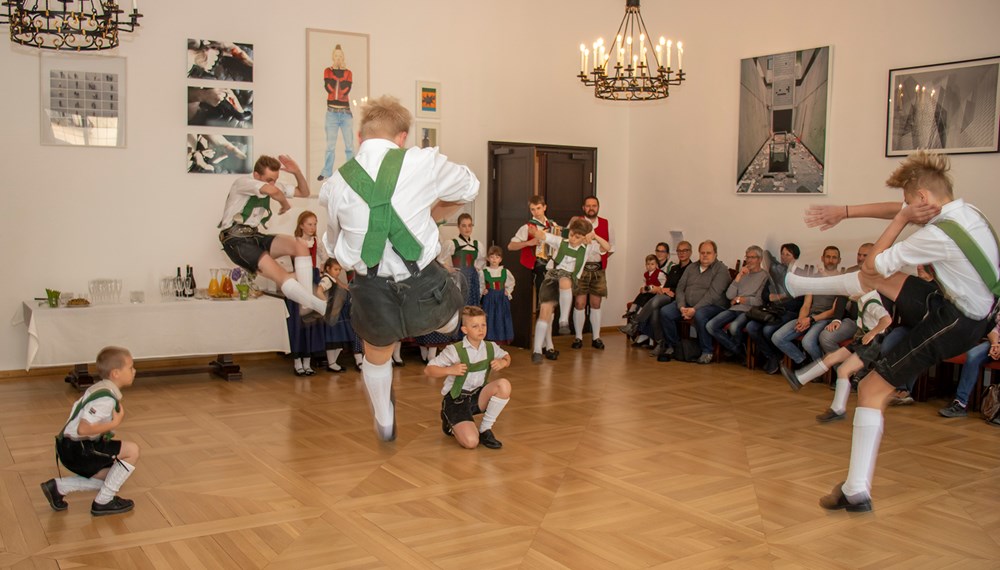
(886, 55, 1000, 156)
(187, 39, 254, 83)
(40, 53, 127, 147)
(414, 121, 440, 149)
(415, 80, 441, 119)
(187, 133, 252, 174)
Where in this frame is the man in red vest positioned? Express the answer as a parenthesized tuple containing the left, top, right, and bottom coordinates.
(572, 196, 615, 350)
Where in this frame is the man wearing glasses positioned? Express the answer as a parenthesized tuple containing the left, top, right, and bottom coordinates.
(706, 246, 768, 359)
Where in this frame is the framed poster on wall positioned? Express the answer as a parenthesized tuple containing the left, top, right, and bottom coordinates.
(416, 80, 441, 119)
(306, 29, 370, 188)
(886, 56, 1000, 156)
(40, 53, 126, 147)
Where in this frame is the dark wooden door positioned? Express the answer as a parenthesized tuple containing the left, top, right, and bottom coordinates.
(487, 142, 597, 349)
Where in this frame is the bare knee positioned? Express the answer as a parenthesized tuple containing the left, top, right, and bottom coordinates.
(492, 378, 512, 399)
(590, 295, 603, 309)
(456, 433, 479, 449)
(119, 441, 139, 463)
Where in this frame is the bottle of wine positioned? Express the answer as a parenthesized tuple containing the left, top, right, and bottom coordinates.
(184, 266, 194, 297)
(175, 267, 183, 297)
(189, 265, 198, 296)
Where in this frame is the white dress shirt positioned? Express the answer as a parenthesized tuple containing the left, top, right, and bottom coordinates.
(319, 138, 480, 280)
(217, 177, 295, 229)
(874, 199, 999, 319)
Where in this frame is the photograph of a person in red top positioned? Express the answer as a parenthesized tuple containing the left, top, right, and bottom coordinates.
(318, 44, 355, 181)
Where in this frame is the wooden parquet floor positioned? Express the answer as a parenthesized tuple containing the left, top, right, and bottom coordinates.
(2, 333, 1000, 569)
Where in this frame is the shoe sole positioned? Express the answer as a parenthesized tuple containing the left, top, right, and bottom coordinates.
(40, 482, 67, 512)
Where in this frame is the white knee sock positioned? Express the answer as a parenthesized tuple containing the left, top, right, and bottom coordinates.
(294, 357, 304, 370)
(293, 256, 314, 293)
(479, 396, 510, 432)
(302, 356, 312, 371)
(786, 270, 864, 298)
(545, 316, 555, 350)
(797, 360, 829, 384)
(94, 460, 135, 504)
(831, 377, 851, 414)
(534, 319, 549, 353)
(361, 357, 394, 426)
(281, 279, 326, 314)
(590, 308, 602, 339)
(419, 346, 428, 360)
(354, 352, 364, 365)
(842, 407, 883, 500)
(573, 309, 586, 338)
(392, 342, 402, 361)
(326, 348, 343, 369)
(427, 347, 438, 360)
(55, 476, 104, 495)
(559, 289, 572, 325)
(435, 311, 460, 334)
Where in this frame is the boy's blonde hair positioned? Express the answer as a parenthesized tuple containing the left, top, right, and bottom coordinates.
(96, 346, 132, 380)
(885, 150, 953, 198)
(567, 218, 593, 236)
(359, 95, 412, 141)
(461, 305, 486, 324)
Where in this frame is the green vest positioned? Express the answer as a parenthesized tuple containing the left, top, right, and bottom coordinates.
(483, 268, 507, 291)
(554, 241, 587, 274)
(933, 213, 1000, 298)
(450, 341, 495, 398)
(338, 149, 423, 268)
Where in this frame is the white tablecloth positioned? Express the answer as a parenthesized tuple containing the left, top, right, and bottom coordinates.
(22, 296, 291, 369)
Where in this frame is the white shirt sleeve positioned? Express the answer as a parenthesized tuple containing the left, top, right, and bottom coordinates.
(511, 224, 529, 243)
(474, 242, 487, 271)
(430, 149, 480, 204)
(505, 269, 516, 298)
(79, 397, 116, 426)
(873, 225, 950, 277)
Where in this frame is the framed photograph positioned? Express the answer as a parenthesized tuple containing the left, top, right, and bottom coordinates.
(306, 29, 370, 187)
(414, 121, 440, 149)
(187, 39, 254, 83)
(187, 133, 252, 174)
(187, 87, 253, 128)
(886, 56, 1000, 156)
(416, 80, 441, 119)
(736, 46, 831, 194)
(40, 53, 126, 147)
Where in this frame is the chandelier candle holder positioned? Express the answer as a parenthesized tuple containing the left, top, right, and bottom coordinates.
(1, 0, 142, 51)
(577, 0, 685, 101)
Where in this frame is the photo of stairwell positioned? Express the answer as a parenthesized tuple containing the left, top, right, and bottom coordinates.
(736, 46, 830, 194)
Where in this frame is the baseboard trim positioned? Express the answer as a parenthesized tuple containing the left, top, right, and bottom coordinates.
(0, 352, 285, 381)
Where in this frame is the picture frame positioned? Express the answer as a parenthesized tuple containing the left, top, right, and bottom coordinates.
(886, 55, 1000, 156)
(735, 46, 831, 194)
(415, 80, 441, 119)
(187, 133, 252, 174)
(306, 29, 370, 188)
(187, 39, 254, 83)
(40, 53, 126, 147)
(187, 87, 253, 129)
(414, 121, 440, 149)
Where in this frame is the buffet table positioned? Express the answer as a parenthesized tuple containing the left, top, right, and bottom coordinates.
(21, 296, 290, 388)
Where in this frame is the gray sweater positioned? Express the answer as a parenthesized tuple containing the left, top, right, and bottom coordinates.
(725, 270, 769, 312)
(675, 260, 731, 309)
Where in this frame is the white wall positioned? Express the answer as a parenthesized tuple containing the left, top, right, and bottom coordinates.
(627, 0, 1000, 283)
(3, 1, 998, 372)
(0, 0, 631, 371)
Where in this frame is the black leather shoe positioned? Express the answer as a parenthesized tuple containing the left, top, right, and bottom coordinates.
(780, 363, 802, 392)
(440, 410, 453, 436)
(91, 496, 135, 516)
(392, 359, 405, 367)
(544, 348, 559, 360)
(815, 408, 846, 423)
(571, 338, 583, 349)
(657, 353, 672, 362)
(763, 250, 790, 298)
(592, 339, 605, 350)
(532, 352, 543, 364)
(40, 479, 67, 511)
(479, 429, 502, 449)
(819, 482, 872, 512)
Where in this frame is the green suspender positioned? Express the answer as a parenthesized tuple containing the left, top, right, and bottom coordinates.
(450, 341, 495, 398)
(859, 298, 884, 333)
(338, 149, 423, 268)
(934, 217, 1000, 297)
(554, 241, 587, 273)
(240, 195, 273, 228)
(56, 389, 120, 442)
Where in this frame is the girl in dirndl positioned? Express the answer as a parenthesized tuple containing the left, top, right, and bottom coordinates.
(480, 245, 515, 343)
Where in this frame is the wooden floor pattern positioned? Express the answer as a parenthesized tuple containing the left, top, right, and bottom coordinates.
(2, 332, 1000, 569)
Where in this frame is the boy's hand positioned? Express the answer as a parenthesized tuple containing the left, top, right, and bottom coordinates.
(278, 154, 302, 175)
(490, 358, 508, 371)
(898, 202, 940, 225)
(449, 363, 468, 376)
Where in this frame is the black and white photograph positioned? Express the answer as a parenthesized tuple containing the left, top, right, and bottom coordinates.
(186, 133, 252, 174)
(886, 56, 1000, 156)
(736, 46, 830, 194)
(187, 87, 253, 128)
(187, 39, 254, 82)
(40, 53, 127, 147)
(414, 121, 439, 148)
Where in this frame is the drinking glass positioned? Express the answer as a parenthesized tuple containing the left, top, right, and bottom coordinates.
(130, 290, 144, 304)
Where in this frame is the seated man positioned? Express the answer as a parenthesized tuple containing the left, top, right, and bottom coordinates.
(706, 245, 768, 359)
(745, 243, 802, 373)
(771, 246, 845, 368)
(657, 240, 731, 364)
